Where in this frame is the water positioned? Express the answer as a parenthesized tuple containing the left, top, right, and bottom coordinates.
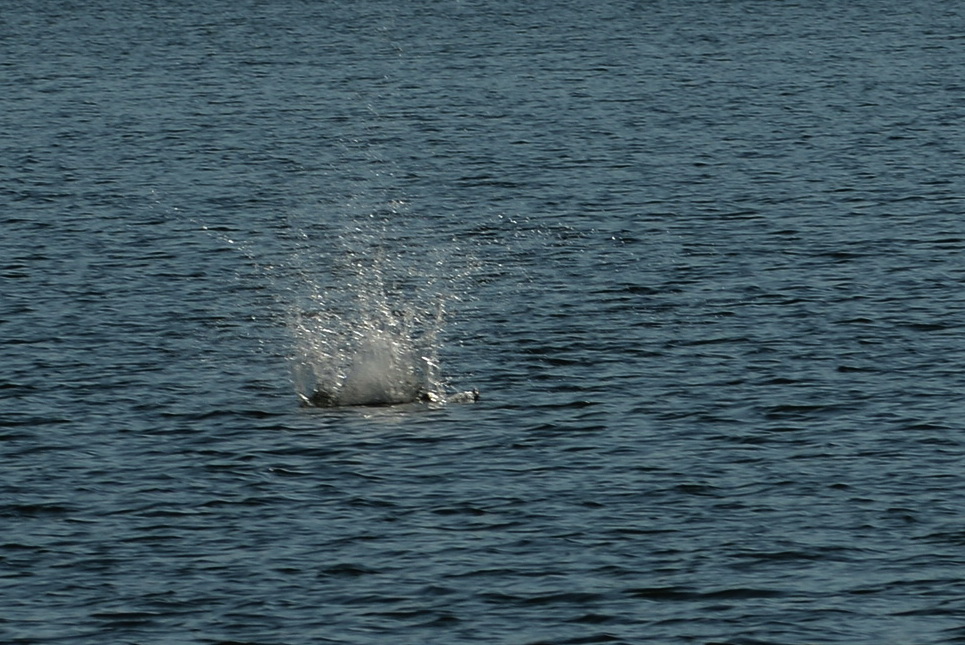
(3, 1, 965, 643)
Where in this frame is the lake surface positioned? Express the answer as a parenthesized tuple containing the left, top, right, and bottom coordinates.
(3, 1, 965, 643)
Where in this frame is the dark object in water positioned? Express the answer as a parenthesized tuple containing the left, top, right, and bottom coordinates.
(302, 389, 339, 407)
(299, 387, 479, 408)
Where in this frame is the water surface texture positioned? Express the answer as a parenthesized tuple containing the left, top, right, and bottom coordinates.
(3, 1, 965, 643)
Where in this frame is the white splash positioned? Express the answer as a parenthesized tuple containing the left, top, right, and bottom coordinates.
(285, 200, 460, 408)
(289, 282, 445, 407)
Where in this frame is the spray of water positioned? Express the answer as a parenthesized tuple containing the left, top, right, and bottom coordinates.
(283, 199, 469, 408)
(192, 184, 480, 409)
(289, 267, 445, 406)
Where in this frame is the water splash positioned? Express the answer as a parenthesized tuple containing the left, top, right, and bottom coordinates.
(289, 274, 445, 406)
(192, 185, 480, 409)
(285, 200, 466, 408)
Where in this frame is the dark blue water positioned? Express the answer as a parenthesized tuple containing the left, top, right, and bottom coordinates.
(4, 1, 965, 643)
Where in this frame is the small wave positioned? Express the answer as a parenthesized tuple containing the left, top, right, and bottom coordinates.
(625, 586, 786, 601)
